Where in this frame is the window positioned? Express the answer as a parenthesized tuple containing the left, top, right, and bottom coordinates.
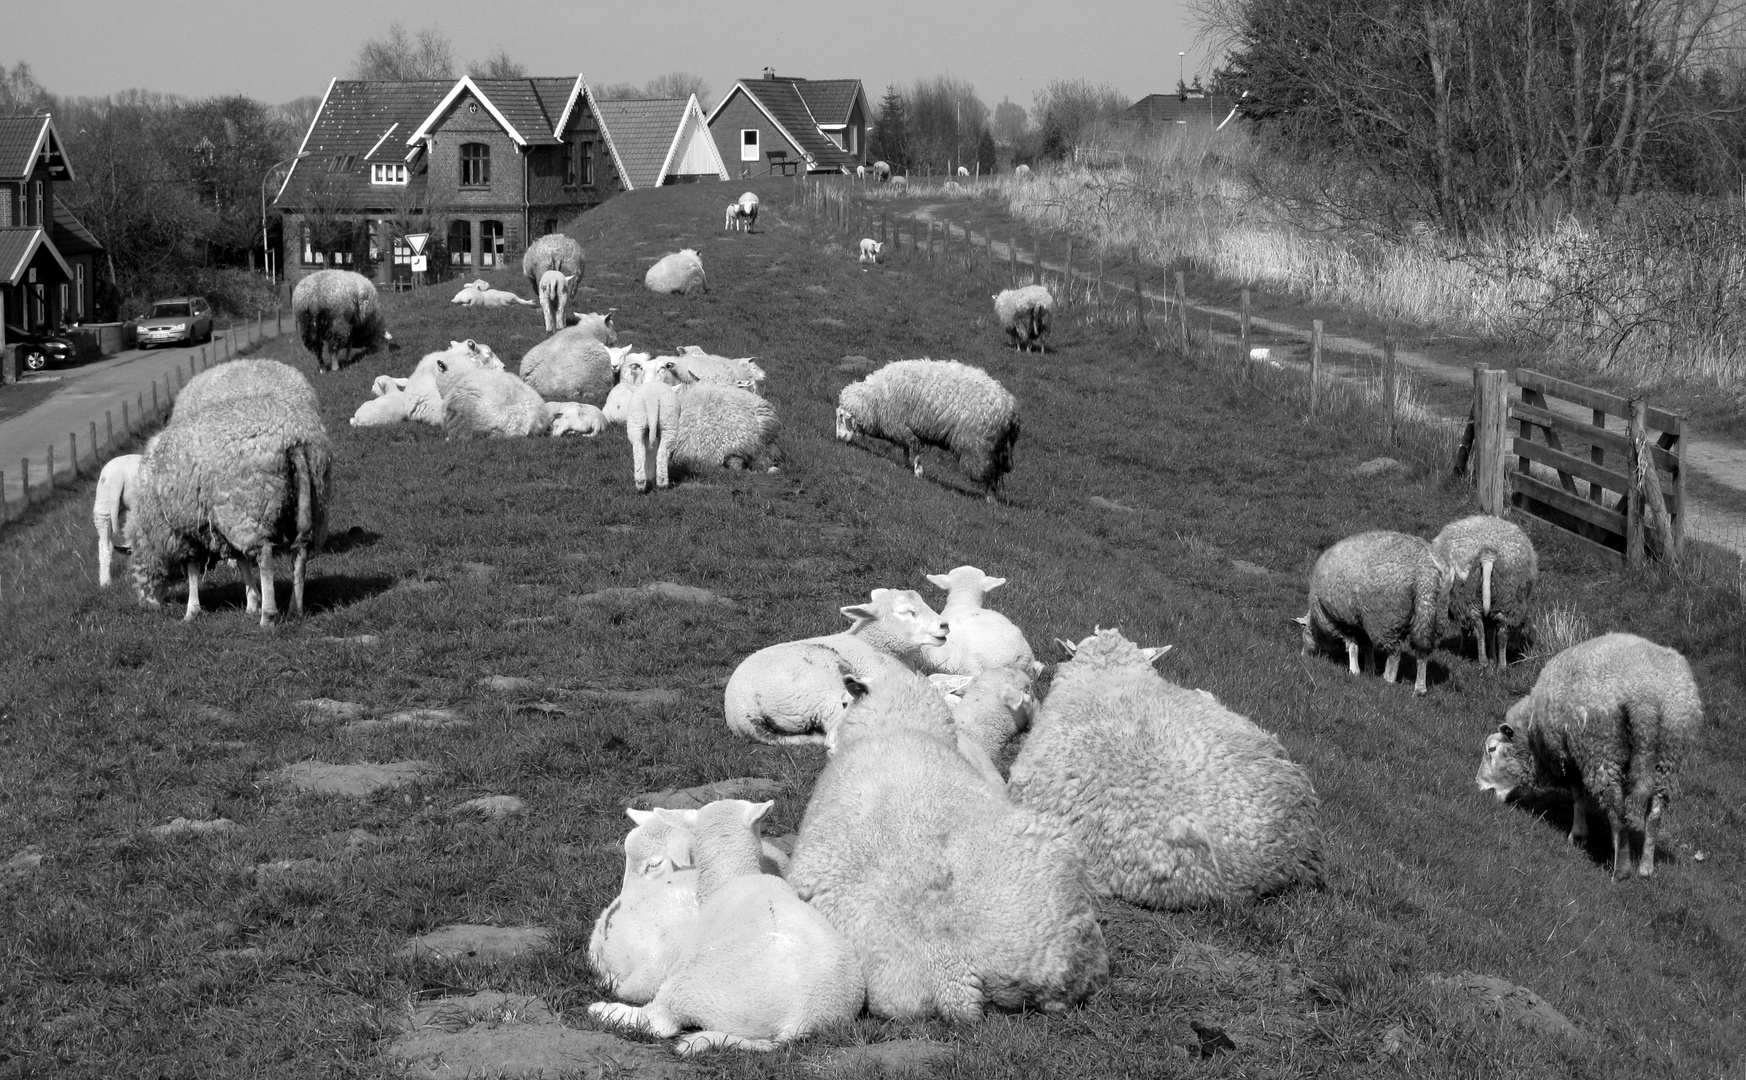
(448, 220, 472, 266)
(30, 181, 42, 226)
(741, 128, 759, 162)
(371, 163, 407, 185)
(0, 183, 13, 226)
(59, 283, 67, 321)
(480, 220, 504, 267)
(543, 218, 559, 236)
(460, 143, 490, 186)
(301, 227, 321, 266)
(75, 264, 85, 316)
(564, 141, 579, 186)
(327, 154, 357, 173)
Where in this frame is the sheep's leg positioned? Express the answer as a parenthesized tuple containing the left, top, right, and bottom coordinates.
(183, 560, 203, 621)
(632, 429, 650, 492)
(96, 516, 113, 587)
(257, 544, 277, 626)
(654, 429, 673, 490)
(1608, 808, 1633, 881)
(1494, 624, 1511, 671)
(1568, 788, 1591, 847)
(239, 554, 261, 613)
(1640, 789, 1666, 879)
(1344, 638, 1360, 675)
(1412, 656, 1429, 695)
(292, 546, 307, 617)
(587, 1001, 679, 1039)
(1474, 618, 1488, 665)
(676, 1032, 779, 1056)
(1382, 652, 1400, 684)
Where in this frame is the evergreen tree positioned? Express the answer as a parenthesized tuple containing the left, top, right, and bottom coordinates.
(869, 85, 909, 172)
(976, 127, 997, 173)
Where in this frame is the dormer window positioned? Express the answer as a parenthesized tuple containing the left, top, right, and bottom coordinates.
(371, 163, 408, 185)
(327, 154, 357, 173)
(460, 143, 490, 187)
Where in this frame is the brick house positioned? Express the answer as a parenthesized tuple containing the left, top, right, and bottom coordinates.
(0, 115, 102, 334)
(706, 70, 867, 178)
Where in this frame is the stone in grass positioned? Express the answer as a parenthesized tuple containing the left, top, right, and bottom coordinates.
(147, 817, 240, 838)
(480, 675, 539, 693)
(575, 687, 684, 709)
(387, 991, 690, 1080)
(343, 708, 470, 736)
(573, 581, 734, 607)
(1353, 456, 1405, 477)
(455, 795, 528, 819)
(297, 697, 368, 721)
(251, 858, 321, 879)
(1428, 972, 1584, 1040)
(321, 634, 381, 646)
(1089, 495, 1138, 514)
(1229, 559, 1273, 577)
(837, 354, 876, 375)
(820, 1040, 957, 1076)
(399, 925, 555, 963)
(273, 760, 434, 798)
(4, 846, 44, 875)
(629, 777, 785, 812)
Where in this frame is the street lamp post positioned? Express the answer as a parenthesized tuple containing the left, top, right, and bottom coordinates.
(261, 152, 310, 285)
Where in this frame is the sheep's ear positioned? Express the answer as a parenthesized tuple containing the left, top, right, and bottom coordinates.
(1057, 638, 1078, 656)
(625, 808, 654, 826)
(662, 830, 693, 870)
(1030, 659, 1044, 678)
(1140, 645, 1173, 665)
(436, 358, 449, 373)
(982, 575, 1007, 591)
(464, 339, 477, 350)
(925, 573, 951, 590)
(741, 800, 775, 828)
(840, 603, 875, 630)
(840, 673, 869, 702)
(1498, 723, 1515, 740)
(1291, 613, 1309, 627)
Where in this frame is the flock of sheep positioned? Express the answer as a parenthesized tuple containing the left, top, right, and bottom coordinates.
(78, 188, 1709, 1058)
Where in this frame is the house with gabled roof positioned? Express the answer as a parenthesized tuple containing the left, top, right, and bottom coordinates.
(1124, 93, 1246, 132)
(0, 114, 103, 336)
(593, 95, 728, 190)
(706, 69, 868, 178)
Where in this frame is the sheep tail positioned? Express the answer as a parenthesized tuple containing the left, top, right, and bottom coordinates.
(291, 443, 315, 548)
(1481, 556, 1493, 614)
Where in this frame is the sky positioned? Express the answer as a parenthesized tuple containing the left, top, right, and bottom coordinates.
(6, 0, 1221, 114)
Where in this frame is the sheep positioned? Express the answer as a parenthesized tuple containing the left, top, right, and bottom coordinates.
(858, 238, 883, 264)
(522, 233, 585, 331)
(1301, 529, 1466, 694)
(172, 357, 320, 426)
(646, 249, 708, 294)
(669, 349, 766, 393)
(451, 283, 537, 308)
(1432, 514, 1539, 669)
(1008, 627, 1324, 909)
(855, 164, 866, 180)
(94, 453, 142, 587)
(724, 588, 952, 745)
(1475, 632, 1702, 880)
(836, 358, 1020, 502)
(564, 309, 618, 344)
(351, 392, 410, 427)
(590, 799, 865, 1055)
(890, 175, 907, 188)
(292, 268, 390, 372)
(872, 160, 891, 182)
(916, 565, 1035, 676)
(943, 181, 962, 192)
(128, 360, 331, 625)
(549, 402, 606, 437)
(371, 375, 407, 397)
(519, 325, 616, 405)
(399, 340, 504, 425)
(948, 664, 1039, 788)
(1014, 164, 1032, 179)
(957, 166, 969, 177)
(624, 360, 778, 492)
(993, 285, 1054, 353)
(439, 365, 593, 439)
(724, 201, 758, 233)
(449, 279, 492, 303)
(785, 659, 1109, 1022)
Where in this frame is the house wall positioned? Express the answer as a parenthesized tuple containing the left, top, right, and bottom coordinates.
(710, 90, 803, 181)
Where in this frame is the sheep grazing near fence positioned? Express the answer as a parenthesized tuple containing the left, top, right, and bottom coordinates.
(94, 453, 143, 587)
(858, 238, 883, 264)
(523, 233, 585, 332)
(872, 161, 891, 182)
(292, 269, 390, 372)
(1302, 530, 1465, 694)
(1432, 514, 1539, 669)
(993, 286, 1054, 353)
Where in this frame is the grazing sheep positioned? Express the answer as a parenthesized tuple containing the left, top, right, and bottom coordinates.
(440, 366, 589, 439)
(786, 660, 1109, 1021)
(1432, 515, 1539, 669)
(590, 799, 865, 1055)
(1009, 628, 1324, 908)
(1014, 164, 1031, 179)
(858, 238, 883, 264)
(724, 201, 757, 232)
(519, 326, 616, 405)
(128, 360, 331, 624)
(646, 249, 708, 294)
(856, 164, 866, 180)
(537, 269, 580, 333)
(173, 357, 320, 426)
(1302, 530, 1466, 694)
(522, 233, 585, 331)
(564, 309, 618, 343)
(624, 360, 778, 492)
(957, 166, 969, 177)
(1476, 632, 1702, 880)
(872, 160, 891, 182)
(292, 269, 390, 372)
(993, 285, 1054, 353)
(917, 565, 1036, 675)
(890, 175, 907, 188)
(724, 588, 951, 745)
(836, 358, 1020, 501)
(94, 453, 142, 587)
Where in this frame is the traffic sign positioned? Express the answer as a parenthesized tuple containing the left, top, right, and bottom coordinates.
(404, 232, 429, 256)
(410, 255, 428, 273)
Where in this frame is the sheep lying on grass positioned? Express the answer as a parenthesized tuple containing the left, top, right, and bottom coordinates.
(519, 326, 616, 405)
(349, 340, 501, 428)
(129, 360, 331, 625)
(440, 366, 600, 439)
(948, 665, 1039, 787)
(623, 360, 778, 492)
(566, 309, 618, 345)
(993, 285, 1054, 352)
(787, 659, 1108, 1021)
(450, 279, 491, 303)
(292, 268, 391, 372)
(590, 799, 864, 1055)
(1009, 628, 1324, 908)
(917, 565, 1035, 675)
(94, 453, 142, 587)
(672, 348, 766, 392)
(1433, 514, 1539, 669)
(1476, 632, 1702, 880)
(450, 281, 536, 308)
(523, 233, 585, 332)
(1302, 530, 1465, 694)
(646, 249, 708, 294)
(723, 588, 951, 745)
(1014, 164, 1031, 179)
(836, 359, 1019, 502)
(858, 238, 883, 264)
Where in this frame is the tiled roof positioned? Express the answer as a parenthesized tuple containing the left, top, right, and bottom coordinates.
(1125, 94, 1244, 128)
(794, 80, 861, 126)
(469, 78, 568, 145)
(736, 79, 854, 169)
(0, 116, 48, 178)
(52, 197, 102, 255)
(0, 226, 70, 285)
(593, 98, 688, 189)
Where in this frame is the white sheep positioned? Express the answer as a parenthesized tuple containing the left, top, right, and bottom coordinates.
(1008, 627, 1324, 908)
(872, 160, 891, 182)
(948, 664, 1039, 788)
(943, 181, 962, 192)
(398, 340, 505, 426)
(449, 279, 491, 303)
(371, 375, 407, 397)
(956, 166, 969, 177)
(724, 588, 951, 745)
(1432, 514, 1539, 669)
(858, 238, 883, 264)
(292, 269, 390, 372)
(669, 349, 766, 393)
(522, 233, 585, 332)
(537, 269, 580, 333)
(439, 366, 594, 439)
(564, 309, 619, 344)
(855, 164, 866, 180)
(589, 799, 865, 1055)
(1014, 164, 1031, 179)
(724, 201, 757, 232)
(836, 358, 1020, 501)
(916, 565, 1035, 675)
(1476, 632, 1702, 880)
(518, 326, 615, 405)
(890, 176, 907, 188)
(646, 249, 708, 294)
(451, 282, 536, 308)
(786, 660, 1109, 1021)
(624, 361, 778, 492)
(128, 360, 331, 625)
(93, 453, 142, 587)
(737, 191, 759, 230)
(992, 285, 1054, 353)
(173, 357, 319, 426)
(1302, 530, 1466, 694)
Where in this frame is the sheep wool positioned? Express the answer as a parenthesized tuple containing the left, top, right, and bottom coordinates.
(1008, 628, 1324, 909)
(645, 249, 708, 294)
(917, 564, 1036, 675)
(522, 233, 585, 334)
(565, 309, 617, 346)
(173, 358, 319, 427)
(1432, 514, 1539, 669)
(440, 367, 553, 439)
(625, 368, 778, 491)
(402, 340, 503, 425)
(93, 453, 142, 587)
(1303, 529, 1464, 694)
(993, 285, 1054, 352)
(519, 326, 615, 405)
(949, 664, 1037, 776)
(836, 359, 1019, 501)
(292, 268, 388, 371)
(672, 350, 766, 393)
(1476, 632, 1702, 880)
(350, 391, 411, 427)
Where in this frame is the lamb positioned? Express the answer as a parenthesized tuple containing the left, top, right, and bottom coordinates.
(723, 588, 951, 745)
(645, 249, 708, 294)
(522, 233, 585, 332)
(956, 166, 969, 177)
(785, 661, 1109, 1022)
(836, 358, 1020, 502)
(94, 453, 142, 587)
(1014, 164, 1032, 179)
(518, 326, 616, 405)
(916, 565, 1036, 675)
(1475, 632, 1702, 880)
(858, 238, 883, 264)
(402, 340, 504, 425)
(724, 201, 757, 232)
(855, 164, 866, 180)
(993, 285, 1054, 353)
(1008, 627, 1324, 909)
(350, 393, 409, 427)
(872, 160, 891, 182)
(292, 268, 390, 372)
(1301, 529, 1466, 694)
(449, 279, 491, 303)
(565, 309, 618, 345)
(1432, 514, 1539, 669)
(128, 360, 331, 625)
(948, 664, 1039, 787)
(624, 361, 778, 492)
(451, 283, 537, 308)
(670, 349, 766, 393)
(439, 365, 595, 439)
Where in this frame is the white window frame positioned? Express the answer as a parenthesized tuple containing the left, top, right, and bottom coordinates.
(31, 180, 42, 227)
(370, 162, 407, 185)
(59, 282, 68, 320)
(75, 264, 85, 316)
(740, 128, 759, 162)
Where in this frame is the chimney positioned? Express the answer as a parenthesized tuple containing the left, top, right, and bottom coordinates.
(763, 67, 777, 80)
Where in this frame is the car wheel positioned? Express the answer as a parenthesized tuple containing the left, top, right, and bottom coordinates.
(22, 348, 47, 372)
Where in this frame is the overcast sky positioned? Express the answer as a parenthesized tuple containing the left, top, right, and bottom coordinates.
(8, 0, 1219, 114)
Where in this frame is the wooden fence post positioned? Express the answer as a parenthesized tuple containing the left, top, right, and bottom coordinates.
(1063, 240, 1074, 304)
(1240, 288, 1252, 364)
(122, 401, 130, 435)
(1626, 399, 1646, 566)
(1175, 271, 1187, 350)
(68, 433, 77, 478)
(1383, 328, 1398, 444)
(45, 444, 54, 489)
(88, 422, 97, 468)
(1475, 368, 1509, 516)
(136, 393, 144, 426)
(105, 410, 113, 450)
(1133, 270, 1145, 338)
(19, 458, 27, 500)
(1311, 320, 1324, 412)
(1671, 415, 1686, 556)
(1009, 237, 1017, 284)
(151, 384, 159, 417)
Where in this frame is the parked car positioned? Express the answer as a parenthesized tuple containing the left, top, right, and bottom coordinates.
(5, 322, 76, 371)
(135, 296, 213, 348)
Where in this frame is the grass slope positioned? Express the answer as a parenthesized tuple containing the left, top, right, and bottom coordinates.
(1, 176, 1742, 1079)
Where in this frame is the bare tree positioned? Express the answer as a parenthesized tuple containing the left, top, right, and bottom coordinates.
(643, 72, 710, 101)
(350, 23, 457, 81)
(908, 75, 989, 174)
(467, 48, 527, 80)
(1031, 79, 1129, 159)
(0, 62, 51, 116)
(592, 81, 644, 100)
(992, 98, 1029, 143)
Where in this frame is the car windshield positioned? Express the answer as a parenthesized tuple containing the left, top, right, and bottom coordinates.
(150, 303, 191, 318)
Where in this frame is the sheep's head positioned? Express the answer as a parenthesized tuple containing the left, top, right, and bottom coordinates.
(840, 588, 948, 649)
(834, 405, 859, 442)
(622, 807, 699, 879)
(647, 358, 686, 387)
(925, 565, 1006, 597)
(1057, 626, 1171, 669)
(1475, 720, 1536, 800)
(618, 351, 655, 386)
